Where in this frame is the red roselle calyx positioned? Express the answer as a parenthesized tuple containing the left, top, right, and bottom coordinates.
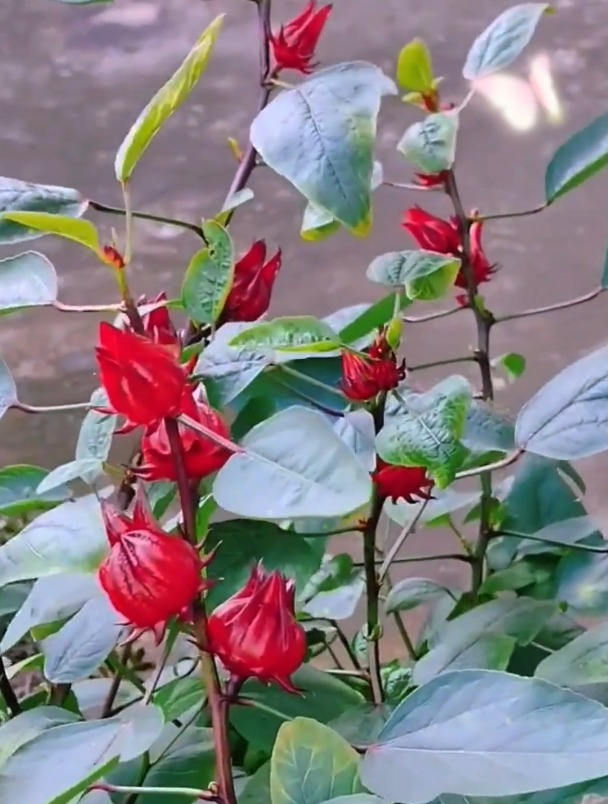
(372, 458, 434, 504)
(95, 322, 189, 430)
(138, 393, 231, 482)
(341, 329, 406, 402)
(402, 206, 496, 303)
(218, 240, 281, 325)
(269, 0, 332, 75)
(137, 291, 179, 347)
(97, 487, 209, 643)
(207, 565, 306, 693)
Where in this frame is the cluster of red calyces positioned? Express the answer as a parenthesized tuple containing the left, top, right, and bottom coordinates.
(341, 328, 406, 403)
(403, 207, 496, 305)
(269, 1, 332, 75)
(372, 459, 434, 505)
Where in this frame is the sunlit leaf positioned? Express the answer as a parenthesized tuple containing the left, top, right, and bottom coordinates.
(0, 212, 99, 252)
(397, 113, 459, 175)
(229, 316, 340, 354)
(396, 39, 434, 93)
(0, 178, 86, 244)
(181, 220, 234, 325)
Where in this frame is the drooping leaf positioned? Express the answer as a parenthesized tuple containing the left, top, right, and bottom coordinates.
(42, 595, 123, 684)
(250, 62, 396, 236)
(115, 15, 224, 181)
(385, 578, 455, 615)
(545, 110, 608, 202)
(397, 113, 459, 175)
(300, 554, 365, 621)
(0, 464, 69, 517)
(412, 598, 556, 685)
(36, 459, 103, 494)
(515, 344, 608, 459)
(204, 520, 322, 608)
(336, 291, 412, 346)
(231, 666, 364, 753)
(535, 621, 608, 687)
(396, 39, 434, 93)
(0, 494, 107, 588)
(213, 407, 372, 520)
(377, 376, 471, 488)
(0, 212, 99, 252)
(75, 389, 116, 481)
(0, 252, 57, 311)
(366, 250, 460, 302)
(463, 4, 552, 80)
(229, 317, 341, 354)
(515, 515, 603, 557)
(181, 221, 234, 325)
(271, 718, 363, 804)
(0, 178, 86, 244)
(0, 707, 79, 770)
(0, 358, 17, 420)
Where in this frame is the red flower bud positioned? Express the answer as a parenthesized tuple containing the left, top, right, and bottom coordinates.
(137, 292, 178, 347)
(341, 330, 405, 402)
(413, 170, 450, 189)
(372, 459, 434, 504)
(454, 219, 497, 305)
(98, 487, 207, 643)
(219, 241, 281, 325)
(100, 245, 125, 270)
(207, 565, 306, 693)
(95, 322, 189, 429)
(270, 1, 332, 74)
(138, 394, 231, 482)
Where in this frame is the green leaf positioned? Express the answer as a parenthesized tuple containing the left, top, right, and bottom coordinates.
(250, 62, 396, 236)
(0, 706, 163, 804)
(396, 39, 434, 93)
(515, 514, 602, 557)
(0, 494, 107, 587)
(36, 459, 103, 494)
(366, 250, 460, 302)
(204, 520, 322, 608)
(1, 573, 98, 653)
(229, 316, 340, 354)
(384, 486, 480, 529)
(601, 241, 608, 289)
(0, 178, 85, 245)
(213, 407, 372, 520)
(0, 212, 99, 252)
(337, 291, 412, 346)
(0, 707, 79, 769)
(411, 598, 556, 685)
(493, 352, 527, 382)
(556, 551, 608, 615)
(545, 110, 608, 202)
(231, 666, 364, 753)
(75, 389, 116, 478)
(0, 358, 17, 420)
(0, 252, 57, 310)
(478, 559, 553, 594)
(385, 578, 454, 614)
(115, 15, 224, 181)
(42, 595, 122, 683)
(535, 621, 608, 687)
(362, 669, 608, 802)
(300, 554, 365, 621)
(463, 3, 552, 80)
(181, 221, 234, 325)
(377, 376, 471, 488)
(515, 344, 608, 459)
(271, 718, 363, 804)
(0, 464, 69, 517)
(397, 113, 459, 175)
(462, 402, 515, 453)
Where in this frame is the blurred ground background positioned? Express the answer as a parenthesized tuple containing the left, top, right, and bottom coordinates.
(1, 0, 608, 621)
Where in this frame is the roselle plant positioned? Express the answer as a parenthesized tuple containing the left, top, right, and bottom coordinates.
(5, 1, 608, 803)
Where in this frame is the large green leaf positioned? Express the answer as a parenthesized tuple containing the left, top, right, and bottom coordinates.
(232, 666, 364, 753)
(181, 221, 234, 325)
(462, 402, 515, 453)
(271, 718, 363, 804)
(0, 212, 99, 253)
(0, 358, 17, 420)
(229, 316, 340, 354)
(385, 578, 455, 615)
(536, 622, 608, 687)
(213, 407, 372, 520)
(514, 515, 603, 558)
(377, 376, 471, 488)
(0, 178, 85, 244)
(36, 459, 103, 494)
(545, 111, 608, 202)
(42, 595, 122, 683)
(515, 345, 608, 459)
(362, 669, 608, 802)
(397, 113, 459, 175)
(0, 707, 79, 769)
(204, 520, 322, 608)
(115, 15, 224, 181)
(367, 250, 460, 301)
(0, 494, 107, 587)
(555, 551, 608, 615)
(0, 464, 69, 517)
(0, 252, 57, 310)
(250, 62, 396, 236)
(412, 598, 556, 685)
(426, 780, 608, 804)
(463, 4, 552, 80)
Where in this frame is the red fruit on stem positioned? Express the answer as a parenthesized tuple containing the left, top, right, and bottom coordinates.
(138, 393, 231, 482)
(97, 487, 208, 643)
(219, 241, 281, 325)
(207, 565, 306, 693)
(269, 1, 332, 74)
(372, 458, 434, 504)
(95, 322, 189, 429)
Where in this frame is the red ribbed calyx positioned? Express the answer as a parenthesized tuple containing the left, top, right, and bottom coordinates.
(269, 1, 332, 75)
